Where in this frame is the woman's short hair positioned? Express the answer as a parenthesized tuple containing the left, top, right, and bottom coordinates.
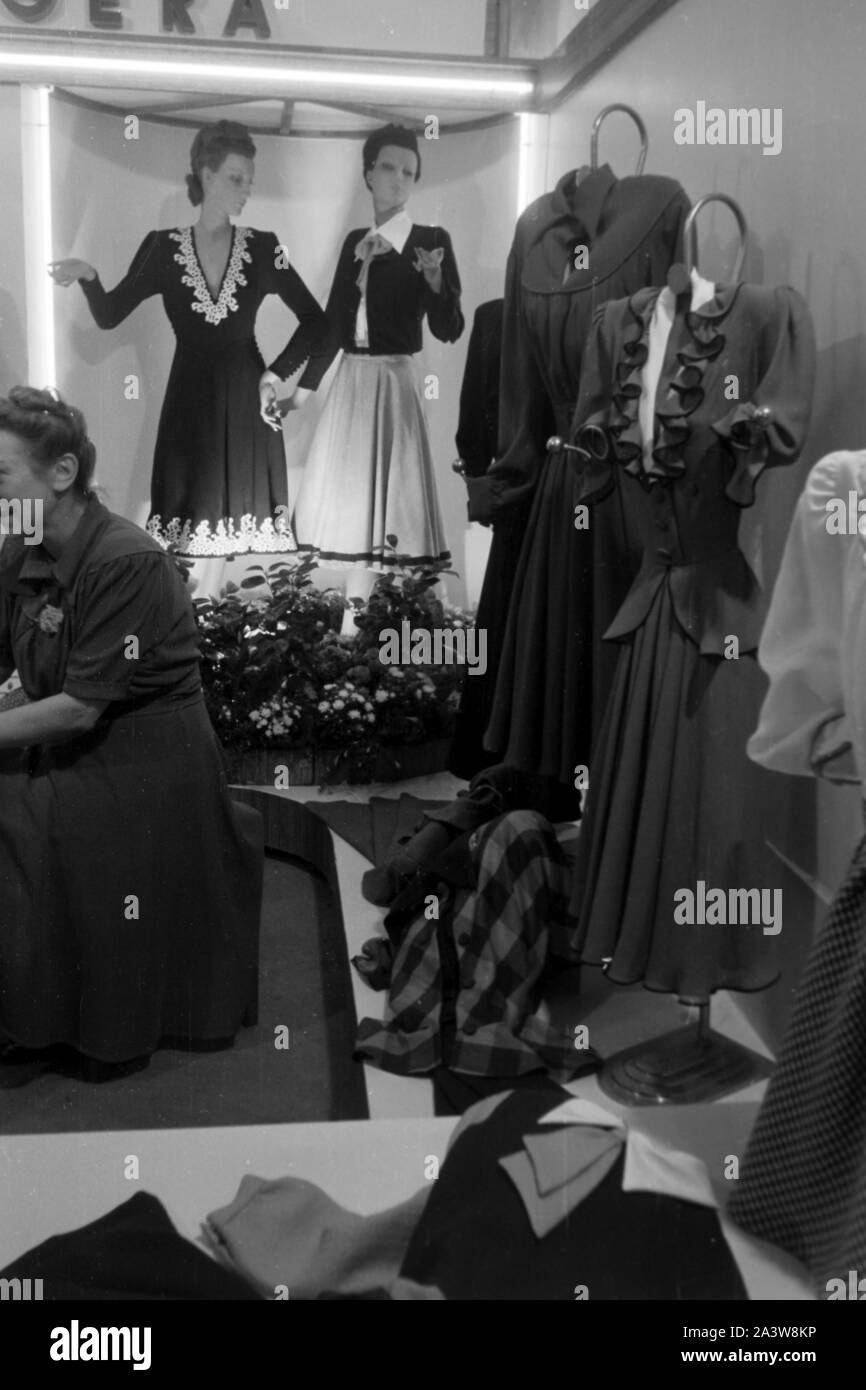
(0, 387, 96, 496)
(186, 120, 256, 206)
(362, 123, 421, 185)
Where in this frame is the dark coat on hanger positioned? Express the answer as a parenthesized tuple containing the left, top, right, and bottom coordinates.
(449, 165, 689, 782)
(454, 299, 503, 478)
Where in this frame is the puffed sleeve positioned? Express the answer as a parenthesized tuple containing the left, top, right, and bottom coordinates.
(63, 552, 191, 701)
(747, 451, 866, 784)
(256, 232, 330, 382)
(423, 228, 464, 344)
(713, 285, 817, 507)
(79, 230, 163, 329)
(465, 240, 555, 526)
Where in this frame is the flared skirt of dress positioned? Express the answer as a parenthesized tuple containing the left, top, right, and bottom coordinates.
(565, 580, 782, 1000)
(148, 342, 295, 557)
(0, 696, 263, 1061)
(292, 353, 450, 571)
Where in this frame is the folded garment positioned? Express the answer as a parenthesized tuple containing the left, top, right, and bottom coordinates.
(0, 1192, 263, 1300)
(204, 1175, 439, 1301)
(400, 1086, 748, 1300)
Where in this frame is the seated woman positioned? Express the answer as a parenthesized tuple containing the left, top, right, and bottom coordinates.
(0, 387, 263, 1082)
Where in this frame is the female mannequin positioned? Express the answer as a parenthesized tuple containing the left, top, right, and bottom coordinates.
(49, 120, 328, 577)
(291, 124, 463, 633)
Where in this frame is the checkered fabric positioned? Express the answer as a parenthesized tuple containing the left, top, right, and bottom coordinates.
(727, 829, 866, 1291)
(355, 810, 594, 1078)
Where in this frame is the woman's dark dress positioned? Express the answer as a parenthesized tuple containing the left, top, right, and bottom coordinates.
(81, 227, 328, 556)
(563, 282, 816, 999)
(0, 497, 263, 1061)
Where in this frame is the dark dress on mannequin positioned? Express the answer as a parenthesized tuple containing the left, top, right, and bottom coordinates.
(80, 227, 329, 557)
(450, 165, 689, 783)
(0, 498, 263, 1062)
(562, 282, 816, 1000)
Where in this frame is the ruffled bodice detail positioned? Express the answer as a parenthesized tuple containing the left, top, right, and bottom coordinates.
(564, 280, 817, 654)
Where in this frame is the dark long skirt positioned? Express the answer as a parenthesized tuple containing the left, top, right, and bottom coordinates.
(0, 694, 262, 1062)
(565, 582, 781, 1000)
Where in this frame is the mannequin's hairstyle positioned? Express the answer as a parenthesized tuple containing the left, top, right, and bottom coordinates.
(362, 124, 421, 185)
(186, 120, 256, 206)
(0, 386, 96, 496)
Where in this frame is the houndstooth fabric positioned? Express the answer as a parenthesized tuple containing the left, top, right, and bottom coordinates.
(355, 810, 594, 1078)
(727, 828, 866, 1292)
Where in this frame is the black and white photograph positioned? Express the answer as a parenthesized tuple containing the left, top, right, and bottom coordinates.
(0, 0, 862, 1354)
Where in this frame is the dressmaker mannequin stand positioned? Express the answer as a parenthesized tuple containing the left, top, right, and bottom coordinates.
(597, 1004, 772, 1105)
(558, 193, 775, 1105)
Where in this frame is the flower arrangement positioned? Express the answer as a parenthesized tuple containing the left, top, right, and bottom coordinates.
(192, 547, 476, 783)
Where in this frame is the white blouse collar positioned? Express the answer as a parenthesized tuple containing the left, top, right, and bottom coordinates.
(368, 208, 413, 253)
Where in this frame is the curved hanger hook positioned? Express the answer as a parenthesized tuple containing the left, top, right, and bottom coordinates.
(684, 193, 749, 283)
(590, 104, 648, 175)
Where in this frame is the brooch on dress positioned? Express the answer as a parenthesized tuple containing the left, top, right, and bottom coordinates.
(37, 602, 64, 635)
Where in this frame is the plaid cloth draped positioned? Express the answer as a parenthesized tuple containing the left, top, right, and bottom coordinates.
(354, 810, 597, 1079)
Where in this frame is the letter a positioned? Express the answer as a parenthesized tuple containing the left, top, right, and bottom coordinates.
(724, 374, 739, 400)
(673, 888, 693, 924)
(379, 628, 399, 663)
(124, 114, 140, 141)
(424, 894, 439, 920)
(724, 634, 739, 660)
(124, 894, 139, 920)
(274, 1024, 291, 1050)
(673, 109, 694, 146)
(724, 1154, 739, 1180)
(424, 374, 439, 400)
(274, 764, 290, 789)
(825, 1277, 846, 1300)
(124, 634, 139, 660)
(573, 1024, 589, 1051)
(573, 245, 589, 270)
(825, 498, 846, 535)
(424, 1155, 439, 1179)
(573, 504, 589, 530)
(573, 764, 589, 790)
(124, 373, 139, 399)
(424, 115, 439, 140)
(124, 1154, 140, 1180)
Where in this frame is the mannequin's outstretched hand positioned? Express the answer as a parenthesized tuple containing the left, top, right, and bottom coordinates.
(413, 247, 444, 293)
(48, 259, 96, 286)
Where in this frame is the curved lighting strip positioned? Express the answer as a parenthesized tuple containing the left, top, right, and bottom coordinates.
(0, 51, 534, 98)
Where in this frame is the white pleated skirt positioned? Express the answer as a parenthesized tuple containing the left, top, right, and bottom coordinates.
(293, 352, 450, 571)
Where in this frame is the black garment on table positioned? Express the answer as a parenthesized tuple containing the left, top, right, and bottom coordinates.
(450, 165, 689, 781)
(80, 227, 329, 555)
(0, 1192, 263, 1300)
(298, 224, 464, 388)
(400, 1086, 747, 1300)
(455, 299, 504, 478)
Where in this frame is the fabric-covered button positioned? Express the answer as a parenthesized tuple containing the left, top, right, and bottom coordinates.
(462, 1020, 478, 1036)
(457, 931, 471, 947)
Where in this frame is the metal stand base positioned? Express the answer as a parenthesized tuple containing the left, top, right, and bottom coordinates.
(597, 1014, 772, 1106)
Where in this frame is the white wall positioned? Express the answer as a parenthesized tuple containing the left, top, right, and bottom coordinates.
(0, 85, 28, 394)
(48, 97, 518, 605)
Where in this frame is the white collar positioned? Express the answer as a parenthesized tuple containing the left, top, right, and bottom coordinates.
(367, 207, 413, 254)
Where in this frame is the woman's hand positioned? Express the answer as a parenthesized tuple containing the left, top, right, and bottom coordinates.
(413, 246, 444, 293)
(48, 259, 97, 287)
(259, 370, 283, 432)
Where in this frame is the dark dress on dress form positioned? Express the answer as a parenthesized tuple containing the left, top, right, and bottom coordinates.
(0, 497, 263, 1061)
(563, 282, 816, 999)
(80, 227, 329, 557)
(450, 164, 690, 783)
